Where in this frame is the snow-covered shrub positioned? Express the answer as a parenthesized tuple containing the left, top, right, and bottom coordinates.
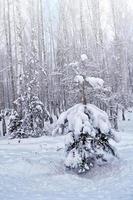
(21, 95, 46, 137)
(53, 104, 118, 173)
(8, 55, 50, 139)
(14, 95, 49, 138)
(8, 94, 50, 139)
(8, 110, 25, 139)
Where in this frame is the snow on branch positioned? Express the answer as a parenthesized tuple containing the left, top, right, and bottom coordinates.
(74, 75, 84, 84)
(86, 77, 104, 89)
(74, 74, 104, 90)
(81, 54, 88, 61)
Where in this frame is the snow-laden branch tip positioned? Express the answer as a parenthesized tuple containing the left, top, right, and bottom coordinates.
(81, 54, 88, 61)
(74, 75, 84, 84)
(74, 75, 104, 89)
(69, 62, 79, 75)
(41, 68, 47, 76)
(68, 62, 79, 67)
(0, 66, 10, 73)
(86, 77, 104, 89)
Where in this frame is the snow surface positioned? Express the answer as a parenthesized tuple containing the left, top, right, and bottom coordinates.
(0, 110, 133, 200)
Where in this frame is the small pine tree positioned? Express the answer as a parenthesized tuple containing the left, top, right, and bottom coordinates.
(53, 104, 118, 173)
(9, 93, 48, 138)
(8, 110, 24, 139)
(53, 72, 118, 174)
(8, 56, 49, 138)
(21, 95, 45, 137)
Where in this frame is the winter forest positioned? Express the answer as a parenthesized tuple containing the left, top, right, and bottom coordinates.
(0, 0, 133, 199)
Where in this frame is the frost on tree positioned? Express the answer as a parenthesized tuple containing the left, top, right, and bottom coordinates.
(53, 104, 118, 173)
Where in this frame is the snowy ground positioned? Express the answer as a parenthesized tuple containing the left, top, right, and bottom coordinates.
(0, 111, 133, 200)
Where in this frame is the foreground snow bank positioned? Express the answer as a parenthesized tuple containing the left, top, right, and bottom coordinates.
(0, 117, 133, 200)
(0, 110, 132, 200)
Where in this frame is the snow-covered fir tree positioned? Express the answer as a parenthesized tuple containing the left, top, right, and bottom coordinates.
(53, 74, 118, 173)
(8, 110, 23, 139)
(59, 55, 119, 130)
(21, 94, 46, 137)
(8, 54, 49, 138)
